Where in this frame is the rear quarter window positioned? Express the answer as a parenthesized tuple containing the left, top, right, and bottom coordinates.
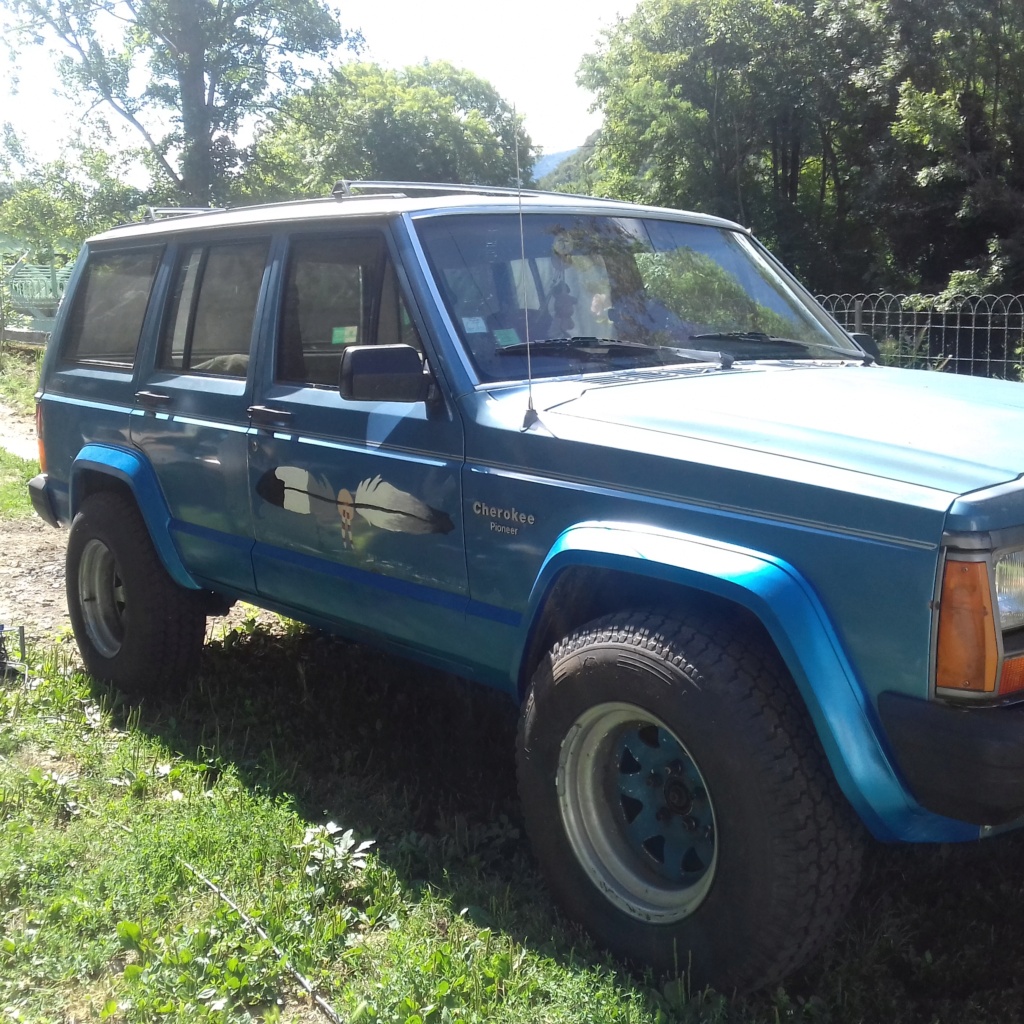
(62, 247, 163, 367)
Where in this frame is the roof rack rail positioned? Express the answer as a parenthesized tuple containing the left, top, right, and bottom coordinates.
(142, 206, 226, 222)
(332, 180, 625, 203)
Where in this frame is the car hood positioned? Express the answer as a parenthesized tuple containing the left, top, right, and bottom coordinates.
(537, 362, 1024, 499)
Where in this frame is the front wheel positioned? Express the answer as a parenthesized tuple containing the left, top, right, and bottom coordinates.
(517, 611, 863, 993)
(66, 491, 206, 696)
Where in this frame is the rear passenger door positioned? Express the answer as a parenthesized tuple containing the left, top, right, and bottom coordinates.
(131, 235, 271, 594)
(247, 228, 467, 657)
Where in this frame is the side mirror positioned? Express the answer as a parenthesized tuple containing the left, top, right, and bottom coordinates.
(849, 331, 881, 361)
(338, 344, 428, 403)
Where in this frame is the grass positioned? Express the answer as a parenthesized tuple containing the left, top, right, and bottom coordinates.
(0, 636, 657, 1024)
(0, 448, 36, 519)
(0, 341, 42, 417)
(4, 625, 1024, 1024)
(0, 344, 43, 518)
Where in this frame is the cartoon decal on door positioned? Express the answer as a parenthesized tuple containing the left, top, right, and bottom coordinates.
(256, 467, 454, 548)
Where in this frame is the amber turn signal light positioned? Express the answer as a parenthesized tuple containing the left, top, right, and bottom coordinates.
(35, 402, 46, 475)
(935, 559, 999, 693)
(999, 655, 1024, 696)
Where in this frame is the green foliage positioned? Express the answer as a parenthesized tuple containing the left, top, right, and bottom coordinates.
(579, 0, 1024, 295)
(0, 148, 148, 258)
(539, 130, 603, 194)
(241, 61, 536, 199)
(0, 280, 30, 341)
(0, 448, 35, 518)
(0, 342, 42, 415)
(877, 328, 951, 372)
(5, 0, 360, 203)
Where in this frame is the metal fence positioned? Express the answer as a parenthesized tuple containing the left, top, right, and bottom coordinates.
(5, 261, 74, 317)
(817, 293, 1024, 380)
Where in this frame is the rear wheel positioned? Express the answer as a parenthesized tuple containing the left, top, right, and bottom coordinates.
(66, 491, 206, 696)
(517, 610, 863, 992)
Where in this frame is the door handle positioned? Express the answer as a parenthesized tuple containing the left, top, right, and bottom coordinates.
(248, 405, 293, 427)
(135, 389, 172, 409)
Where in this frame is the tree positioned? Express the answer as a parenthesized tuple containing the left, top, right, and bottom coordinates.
(5, 0, 360, 204)
(0, 140, 150, 258)
(580, 0, 816, 218)
(579, 0, 1024, 293)
(242, 61, 535, 199)
(881, 0, 1024, 291)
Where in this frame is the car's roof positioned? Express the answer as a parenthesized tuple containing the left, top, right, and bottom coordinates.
(88, 184, 747, 245)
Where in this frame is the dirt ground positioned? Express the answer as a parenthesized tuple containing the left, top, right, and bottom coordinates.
(0, 402, 68, 644)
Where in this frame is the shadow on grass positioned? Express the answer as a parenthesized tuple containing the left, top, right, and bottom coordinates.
(110, 626, 612, 965)
(107, 623, 1024, 1023)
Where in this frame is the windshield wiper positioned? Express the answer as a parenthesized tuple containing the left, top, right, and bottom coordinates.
(688, 331, 858, 360)
(495, 337, 717, 362)
(495, 336, 652, 352)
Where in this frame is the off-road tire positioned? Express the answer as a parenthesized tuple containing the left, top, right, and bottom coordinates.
(66, 491, 206, 696)
(517, 610, 864, 993)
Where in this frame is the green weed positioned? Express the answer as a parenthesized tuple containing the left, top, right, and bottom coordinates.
(878, 326, 951, 371)
(0, 448, 35, 519)
(0, 341, 42, 416)
(4, 627, 1024, 1022)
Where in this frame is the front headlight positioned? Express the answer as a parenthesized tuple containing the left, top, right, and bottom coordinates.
(995, 551, 1024, 631)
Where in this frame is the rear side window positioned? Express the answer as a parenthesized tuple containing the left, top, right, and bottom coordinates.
(159, 239, 269, 376)
(63, 247, 163, 367)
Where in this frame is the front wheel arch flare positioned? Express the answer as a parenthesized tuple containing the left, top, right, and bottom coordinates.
(518, 523, 954, 843)
(517, 610, 865, 991)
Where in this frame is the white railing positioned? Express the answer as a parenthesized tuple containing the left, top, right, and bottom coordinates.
(818, 293, 1024, 379)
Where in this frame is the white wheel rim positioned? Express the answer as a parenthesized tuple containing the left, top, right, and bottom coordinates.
(557, 701, 718, 923)
(77, 538, 126, 659)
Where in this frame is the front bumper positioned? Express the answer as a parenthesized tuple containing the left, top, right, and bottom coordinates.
(28, 473, 60, 528)
(879, 691, 1024, 826)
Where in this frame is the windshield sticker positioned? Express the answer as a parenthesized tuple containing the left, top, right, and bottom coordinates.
(257, 467, 454, 549)
(493, 328, 521, 348)
(331, 325, 359, 345)
(462, 316, 488, 334)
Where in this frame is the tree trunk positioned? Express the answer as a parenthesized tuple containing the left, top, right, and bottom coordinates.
(164, 0, 213, 204)
(788, 111, 800, 202)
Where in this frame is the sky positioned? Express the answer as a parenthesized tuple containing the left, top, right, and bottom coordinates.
(351, 0, 636, 154)
(0, 0, 638, 167)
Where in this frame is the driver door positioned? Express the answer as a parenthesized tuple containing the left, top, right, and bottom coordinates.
(247, 228, 468, 658)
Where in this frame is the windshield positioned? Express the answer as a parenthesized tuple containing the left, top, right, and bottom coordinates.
(415, 212, 858, 383)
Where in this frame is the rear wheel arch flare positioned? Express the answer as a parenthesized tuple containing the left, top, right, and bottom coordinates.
(70, 444, 199, 591)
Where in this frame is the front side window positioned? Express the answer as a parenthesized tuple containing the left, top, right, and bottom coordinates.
(415, 213, 857, 383)
(159, 239, 269, 376)
(277, 234, 422, 386)
(63, 247, 163, 367)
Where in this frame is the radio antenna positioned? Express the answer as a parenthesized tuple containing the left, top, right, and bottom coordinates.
(514, 110, 539, 431)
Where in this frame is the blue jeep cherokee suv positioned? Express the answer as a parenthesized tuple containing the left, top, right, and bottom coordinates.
(29, 181, 1024, 991)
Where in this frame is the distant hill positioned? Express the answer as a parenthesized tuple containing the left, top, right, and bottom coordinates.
(537, 130, 602, 192)
(533, 148, 578, 181)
